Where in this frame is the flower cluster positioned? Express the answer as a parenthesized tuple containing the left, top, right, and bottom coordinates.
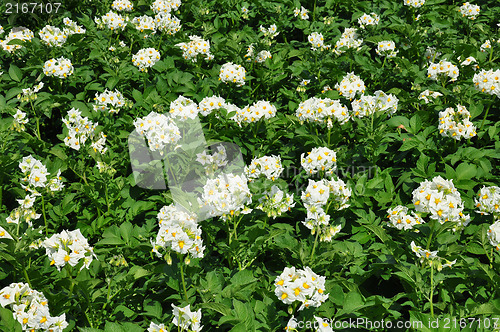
(132, 15, 157, 37)
(19, 155, 64, 194)
(155, 12, 181, 35)
(335, 72, 366, 100)
(132, 48, 161, 72)
(472, 69, 500, 97)
(93, 89, 130, 114)
(488, 221, 500, 251)
(256, 185, 295, 219)
(43, 229, 95, 271)
(387, 205, 424, 230)
(301, 178, 349, 241)
(196, 145, 228, 176)
(91, 132, 108, 154)
(410, 241, 456, 270)
(334, 27, 363, 55)
(376, 41, 398, 58)
(475, 186, 500, 217)
(245, 155, 283, 181)
(438, 105, 476, 140)
(201, 173, 252, 220)
(133, 111, 181, 152)
(459, 56, 478, 69)
(172, 304, 202, 332)
(241, 6, 249, 19)
(301, 147, 337, 176)
(424, 46, 441, 63)
(62, 108, 102, 151)
(176, 35, 213, 62)
(5, 194, 41, 228)
(459, 2, 480, 20)
(427, 60, 459, 82)
(151, 205, 205, 259)
(480, 40, 491, 53)
(294, 6, 309, 20)
(351, 90, 398, 118)
(259, 24, 279, 39)
(111, 0, 133, 11)
(170, 95, 199, 120)
(198, 95, 226, 116)
(274, 266, 328, 310)
(0, 27, 34, 53)
(418, 90, 443, 103)
(18, 82, 44, 102)
(11, 109, 29, 132)
(151, 0, 181, 14)
(358, 13, 380, 29)
(404, 0, 425, 8)
(62, 18, 86, 35)
(297, 79, 310, 92)
(219, 62, 246, 86)
(43, 57, 74, 78)
(95, 12, 129, 31)
(412, 176, 470, 230)
(295, 97, 350, 125)
(38, 25, 68, 47)
(0, 282, 68, 332)
(6, 156, 61, 227)
(255, 50, 272, 63)
(232, 100, 277, 125)
(308, 32, 330, 51)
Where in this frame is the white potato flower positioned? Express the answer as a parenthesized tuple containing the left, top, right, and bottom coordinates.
(274, 266, 328, 310)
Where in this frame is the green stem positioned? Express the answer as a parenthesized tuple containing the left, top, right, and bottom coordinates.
(429, 263, 434, 318)
(41, 194, 48, 236)
(157, 35, 164, 50)
(68, 163, 103, 216)
(128, 39, 135, 56)
(104, 181, 110, 212)
(30, 101, 41, 140)
(426, 220, 436, 250)
(310, 230, 320, 262)
(23, 267, 32, 288)
(226, 217, 233, 246)
(179, 256, 189, 303)
(84, 310, 94, 328)
(65, 265, 75, 294)
(312, 0, 317, 21)
(479, 99, 493, 132)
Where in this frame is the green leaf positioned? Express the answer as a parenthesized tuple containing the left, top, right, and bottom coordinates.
(386, 115, 410, 128)
(103, 322, 125, 332)
(8, 65, 22, 82)
(129, 265, 151, 280)
(339, 291, 365, 315)
(363, 224, 389, 243)
(466, 243, 486, 255)
(455, 162, 476, 180)
(199, 302, 233, 316)
(132, 89, 143, 102)
(143, 300, 162, 319)
(409, 114, 422, 133)
(0, 307, 22, 332)
(119, 221, 133, 245)
(113, 305, 136, 318)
